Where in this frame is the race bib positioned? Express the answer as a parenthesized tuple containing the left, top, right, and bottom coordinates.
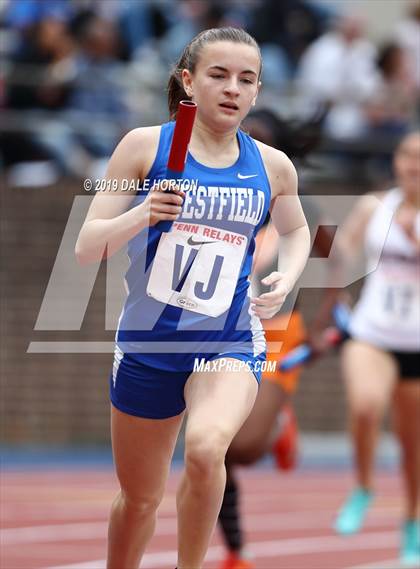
(146, 222, 248, 317)
(374, 280, 419, 330)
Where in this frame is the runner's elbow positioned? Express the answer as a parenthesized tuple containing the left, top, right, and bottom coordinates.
(75, 241, 106, 265)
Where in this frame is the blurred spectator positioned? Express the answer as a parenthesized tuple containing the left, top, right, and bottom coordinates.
(2, 4, 77, 176)
(6, 8, 76, 111)
(158, 0, 231, 64)
(118, 0, 171, 59)
(297, 13, 377, 140)
(2, 6, 131, 181)
(248, 0, 329, 83)
(66, 10, 131, 158)
(29, 10, 133, 179)
(366, 43, 417, 137)
(394, 1, 420, 90)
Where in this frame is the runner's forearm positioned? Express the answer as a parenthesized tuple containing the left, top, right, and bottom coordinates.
(277, 224, 311, 291)
(75, 204, 148, 264)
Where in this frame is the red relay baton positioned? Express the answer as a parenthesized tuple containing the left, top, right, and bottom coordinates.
(156, 100, 197, 232)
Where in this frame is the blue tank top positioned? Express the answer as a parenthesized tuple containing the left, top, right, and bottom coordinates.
(117, 121, 271, 370)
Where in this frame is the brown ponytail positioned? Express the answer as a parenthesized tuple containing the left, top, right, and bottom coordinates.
(167, 27, 262, 120)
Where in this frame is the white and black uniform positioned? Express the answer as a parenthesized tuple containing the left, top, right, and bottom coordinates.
(349, 188, 420, 378)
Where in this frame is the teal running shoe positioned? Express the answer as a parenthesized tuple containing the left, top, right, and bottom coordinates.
(334, 488, 373, 535)
(401, 519, 420, 566)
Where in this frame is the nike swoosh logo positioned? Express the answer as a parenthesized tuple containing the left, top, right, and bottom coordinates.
(187, 236, 218, 246)
(238, 173, 258, 179)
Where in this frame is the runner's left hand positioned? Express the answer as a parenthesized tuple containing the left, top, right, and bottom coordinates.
(251, 272, 292, 319)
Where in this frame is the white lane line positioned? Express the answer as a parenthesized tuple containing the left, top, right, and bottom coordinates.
(45, 530, 398, 569)
(1, 510, 398, 545)
(347, 559, 407, 569)
(1, 522, 107, 545)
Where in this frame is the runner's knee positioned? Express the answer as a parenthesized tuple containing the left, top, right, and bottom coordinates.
(185, 428, 230, 481)
(117, 488, 162, 516)
(352, 405, 383, 429)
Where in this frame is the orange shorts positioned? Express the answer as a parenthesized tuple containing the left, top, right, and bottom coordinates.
(262, 311, 306, 394)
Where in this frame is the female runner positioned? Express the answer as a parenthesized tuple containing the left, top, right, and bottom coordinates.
(76, 27, 310, 569)
(331, 131, 419, 564)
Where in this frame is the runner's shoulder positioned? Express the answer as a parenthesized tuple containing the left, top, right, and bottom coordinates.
(252, 139, 297, 197)
(355, 191, 388, 216)
(111, 126, 162, 179)
(253, 138, 292, 170)
(118, 125, 162, 154)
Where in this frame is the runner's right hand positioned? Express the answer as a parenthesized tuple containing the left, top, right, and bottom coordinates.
(139, 183, 185, 226)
